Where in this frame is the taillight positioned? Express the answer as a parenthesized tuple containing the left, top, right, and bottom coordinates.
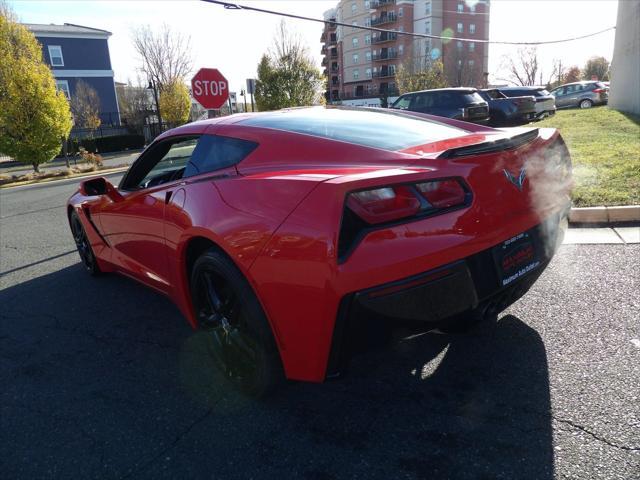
(345, 179, 470, 225)
(338, 178, 471, 261)
(346, 186, 420, 224)
(416, 179, 467, 208)
(592, 88, 605, 94)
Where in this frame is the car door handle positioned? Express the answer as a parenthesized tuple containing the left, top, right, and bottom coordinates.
(165, 191, 173, 204)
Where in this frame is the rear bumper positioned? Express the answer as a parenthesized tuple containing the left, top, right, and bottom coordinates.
(326, 211, 568, 377)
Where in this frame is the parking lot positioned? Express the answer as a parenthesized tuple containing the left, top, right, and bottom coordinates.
(1, 175, 639, 480)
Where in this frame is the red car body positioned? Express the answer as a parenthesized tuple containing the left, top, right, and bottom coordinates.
(68, 107, 571, 383)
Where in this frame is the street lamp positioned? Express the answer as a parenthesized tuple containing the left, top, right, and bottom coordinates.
(147, 79, 162, 133)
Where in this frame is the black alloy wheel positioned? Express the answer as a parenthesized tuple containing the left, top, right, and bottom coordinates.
(190, 249, 282, 397)
(70, 211, 101, 276)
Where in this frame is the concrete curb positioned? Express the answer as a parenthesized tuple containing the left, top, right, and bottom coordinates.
(0, 166, 129, 189)
(569, 205, 640, 224)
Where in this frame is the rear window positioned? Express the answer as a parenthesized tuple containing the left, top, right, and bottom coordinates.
(240, 107, 468, 151)
(502, 89, 549, 98)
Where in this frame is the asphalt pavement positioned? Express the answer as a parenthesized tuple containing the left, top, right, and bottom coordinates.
(1, 176, 638, 480)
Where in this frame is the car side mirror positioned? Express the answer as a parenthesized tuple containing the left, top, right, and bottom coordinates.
(80, 177, 122, 202)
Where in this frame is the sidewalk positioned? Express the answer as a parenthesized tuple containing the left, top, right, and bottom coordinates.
(0, 149, 142, 177)
(563, 226, 639, 244)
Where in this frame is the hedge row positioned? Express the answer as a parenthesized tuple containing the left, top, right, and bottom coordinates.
(63, 134, 146, 155)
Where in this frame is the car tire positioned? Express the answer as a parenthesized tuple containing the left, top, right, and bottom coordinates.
(69, 211, 102, 276)
(579, 99, 593, 109)
(190, 248, 283, 397)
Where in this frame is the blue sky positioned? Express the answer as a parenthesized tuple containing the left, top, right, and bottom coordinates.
(10, 0, 618, 92)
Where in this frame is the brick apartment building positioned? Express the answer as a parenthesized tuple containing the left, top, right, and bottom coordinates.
(321, 0, 490, 105)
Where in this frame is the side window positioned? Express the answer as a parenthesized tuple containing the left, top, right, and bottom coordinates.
(183, 135, 258, 178)
(392, 95, 411, 110)
(121, 136, 199, 190)
(138, 137, 198, 188)
(411, 94, 432, 110)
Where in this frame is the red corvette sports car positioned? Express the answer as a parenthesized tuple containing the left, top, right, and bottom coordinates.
(68, 107, 571, 396)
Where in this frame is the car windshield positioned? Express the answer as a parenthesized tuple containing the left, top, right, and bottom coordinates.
(240, 107, 469, 151)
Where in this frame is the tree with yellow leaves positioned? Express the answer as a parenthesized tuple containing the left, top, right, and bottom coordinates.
(159, 79, 191, 125)
(0, 8, 72, 172)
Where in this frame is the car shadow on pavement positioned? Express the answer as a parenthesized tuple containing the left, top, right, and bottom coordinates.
(1, 263, 553, 480)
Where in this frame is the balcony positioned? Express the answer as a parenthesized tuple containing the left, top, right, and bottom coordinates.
(321, 45, 327, 55)
(372, 68, 396, 78)
(372, 32, 397, 44)
(372, 50, 398, 61)
(370, 0, 395, 8)
(371, 13, 397, 26)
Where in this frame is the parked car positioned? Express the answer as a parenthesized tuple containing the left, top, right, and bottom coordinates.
(477, 89, 537, 126)
(498, 87, 556, 120)
(390, 88, 490, 124)
(68, 107, 572, 396)
(550, 81, 609, 109)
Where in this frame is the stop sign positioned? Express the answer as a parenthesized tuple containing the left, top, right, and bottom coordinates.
(191, 68, 229, 109)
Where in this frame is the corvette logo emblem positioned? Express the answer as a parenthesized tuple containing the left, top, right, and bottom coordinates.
(503, 168, 527, 191)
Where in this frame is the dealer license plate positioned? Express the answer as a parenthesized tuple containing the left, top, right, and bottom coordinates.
(492, 230, 541, 287)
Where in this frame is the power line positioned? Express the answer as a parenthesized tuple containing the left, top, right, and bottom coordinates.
(201, 0, 614, 45)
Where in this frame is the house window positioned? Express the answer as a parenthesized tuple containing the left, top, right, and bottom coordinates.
(366, 50, 372, 61)
(365, 0, 370, 8)
(468, 60, 475, 68)
(425, 1, 431, 15)
(457, 60, 462, 68)
(470, 23, 476, 34)
(352, 36, 359, 47)
(457, 3, 463, 13)
(365, 34, 371, 45)
(457, 41, 463, 50)
(55, 79, 70, 98)
(366, 68, 372, 79)
(425, 20, 431, 34)
(398, 26, 404, 32)
(398, 7, 403, 17)
(353, 69, 360, 80)
(351, 3, 357, 13)
(353, 53, 359, 64)
(399, 44, 404, 55)
(389, 65, 396, 75)
(365, 18, 371, 27)
(48, 45, 64, 67)
(457, 22, 463, 33)
(469, 42, 475, 52)
(352, 21, 358, 32)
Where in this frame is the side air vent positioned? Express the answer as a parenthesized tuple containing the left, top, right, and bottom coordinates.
(438, 129, 539, 159)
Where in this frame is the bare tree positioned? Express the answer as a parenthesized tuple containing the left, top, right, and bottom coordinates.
(71, 80, 101, 130)
(499, 47, 540, 86)
(116, 77, 153, 132)
(0, 0, 16, 20)
(131, 24, 192, 126)
(499, 47, 560, 87)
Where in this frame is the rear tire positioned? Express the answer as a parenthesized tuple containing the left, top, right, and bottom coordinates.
(579, 99, 593, 109)
(190, 248, 283, 397)
(69, 211, 101, 276)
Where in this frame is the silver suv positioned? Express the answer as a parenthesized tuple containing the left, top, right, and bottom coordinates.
(550, 81, 608, 109)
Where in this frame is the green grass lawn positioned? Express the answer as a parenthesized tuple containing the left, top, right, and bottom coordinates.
(536, 106, 640, 207)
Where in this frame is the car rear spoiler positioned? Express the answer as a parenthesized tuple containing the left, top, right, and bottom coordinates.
(438, 129, 539, 159)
